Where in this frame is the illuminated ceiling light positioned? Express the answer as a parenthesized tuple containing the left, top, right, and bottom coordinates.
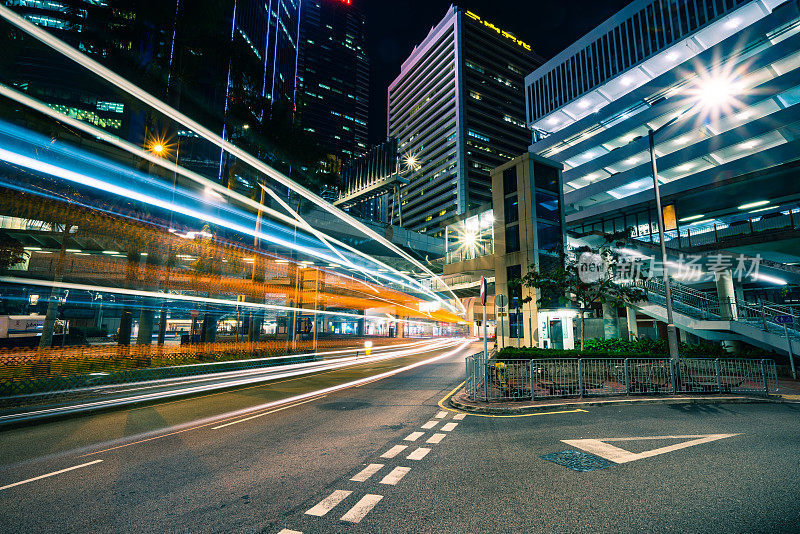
(749, 206, 774, 213)
(328, 263, 340, 268)
(620, 134, 636, 143)
(243, 257, 255, 262)
(546, 117, 560, 126)
(275, 259, 289, 264)
(665, 51, 680, 62)
(739, 140, 759, 150)
(300, 261, 314, 265)
(738, 200, 769, 210)
(725, 17, 742, 29)
(65, 248, 81, 252)
(696, 76, 738, 110)
(242, 124, 249, 130)
(620, 76, 634, 86)
(752, 273, 787, 285)
(102, 250, 119, 254)
(673, 136, 690, 145)
(577, 99, 590, 109)
(23, 246, 42, 250)
(676, 162, 694, 171)
(624, 157, 639, 165)
(74, 252, 90, 256)
(679, 214, 704, 222)
(36, 250, 53, 254)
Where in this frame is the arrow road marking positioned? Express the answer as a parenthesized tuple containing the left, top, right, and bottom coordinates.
(562, 434, 741, 464)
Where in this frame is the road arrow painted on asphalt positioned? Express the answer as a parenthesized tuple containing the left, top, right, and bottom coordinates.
(561, 434, 740, 464)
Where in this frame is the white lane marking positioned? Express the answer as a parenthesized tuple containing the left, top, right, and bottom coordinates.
(562, 434, 741, 464)
(453, 413, 466, 420)
(0, 460, 103, 491)
(212, 396, 324, 429)
(441, 422, 458, 431)
(277, 530, 302, 534)
(305, 489, 352, 516)
(421, 420, 438, 429)
(426, 433, 446, 444)
(407, 447, 430, 461)
(340, 494, 383, 523)
(404, 431, 424, 442)
(351, 464, 384, 482)
(435, 411, 448, 419)
(380, 445, 407, 458)
(380, 466, 410, 485)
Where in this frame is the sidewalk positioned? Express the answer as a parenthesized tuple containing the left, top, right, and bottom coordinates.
(449, 377, 800, 414)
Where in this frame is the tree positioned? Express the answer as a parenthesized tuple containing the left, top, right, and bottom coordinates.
(0, 235, 27, 272)
(511, 234, 648, 350)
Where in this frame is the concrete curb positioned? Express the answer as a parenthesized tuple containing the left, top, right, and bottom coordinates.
(449, 391, 785, 414)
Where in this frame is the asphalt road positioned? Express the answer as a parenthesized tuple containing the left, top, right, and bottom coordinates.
(1, 339, 799, 533)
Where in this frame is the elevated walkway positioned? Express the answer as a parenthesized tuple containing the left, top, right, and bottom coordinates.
(627, 278, 800, 356)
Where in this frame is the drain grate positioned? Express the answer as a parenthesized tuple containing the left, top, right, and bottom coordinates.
(540, 450, 615, 472)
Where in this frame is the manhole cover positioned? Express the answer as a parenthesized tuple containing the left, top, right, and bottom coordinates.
(540, 450, 614, 472)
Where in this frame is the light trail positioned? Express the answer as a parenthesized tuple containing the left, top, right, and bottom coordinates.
(0, 276, 430, 325)
(0, 5, 465, 315)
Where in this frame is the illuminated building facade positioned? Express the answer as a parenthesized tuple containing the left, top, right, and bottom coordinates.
(523, 0, 800, 350)
(387, 6, 542, 237)
(297, 0, 369, 163)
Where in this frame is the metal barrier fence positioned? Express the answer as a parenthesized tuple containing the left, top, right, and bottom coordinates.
(464, 356, 778, 401)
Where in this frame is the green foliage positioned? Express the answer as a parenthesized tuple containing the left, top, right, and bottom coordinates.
(0, 234, 27, 271)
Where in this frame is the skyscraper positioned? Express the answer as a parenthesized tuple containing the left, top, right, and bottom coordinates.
(297, 0, 369, 164)
(388, 6, 542, 237)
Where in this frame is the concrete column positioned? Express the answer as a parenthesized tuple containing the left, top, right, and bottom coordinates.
(603, 302, 620, 340)
(626, 306, 639, 341)
(715, 269, 738, 321)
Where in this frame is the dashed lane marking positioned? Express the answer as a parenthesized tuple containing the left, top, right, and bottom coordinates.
(426, 433, 446, 444)
(441, 422, 458, 431)
(340, 494, 383, 523)
(0, 460, 103, 491)
(305, 490, 352, 517)
(421, 420, 438, 429)
(453, 413, 466, 420)
(404, 431, 424, 442)
(351, 464, 384, 482)
(380, 466, 410, 486)
(380, 445, 407, 458)
(407, 447, 430, 461)
(435, 411, 448, 419)
(277, 530, 302, 534)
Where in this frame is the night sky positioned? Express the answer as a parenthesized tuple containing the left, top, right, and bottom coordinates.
(363, 0, 633, 144)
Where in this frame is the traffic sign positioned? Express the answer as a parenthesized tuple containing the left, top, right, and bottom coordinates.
(774, 315, 794, 324)
(495, 293, 508, 308)
(190, 309, 199, 318)
(480, 276, 487, 306)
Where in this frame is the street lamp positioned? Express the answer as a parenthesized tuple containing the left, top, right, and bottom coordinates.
(647, 73, 740, 363)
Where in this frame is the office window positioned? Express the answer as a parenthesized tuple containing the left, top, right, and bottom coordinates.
(535, 192, 560, 223)
(504, 195, 519, 224)
(505, 224, 520, 253)
(533, 162, 559, 192)
(503, 167, 517, 195)
(537, 222, 562, 254)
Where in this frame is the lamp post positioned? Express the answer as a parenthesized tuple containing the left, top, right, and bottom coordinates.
(644, 73, 740, 363)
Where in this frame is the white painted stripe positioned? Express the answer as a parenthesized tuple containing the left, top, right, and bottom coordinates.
(562, 434, 741, 464)
(277, 530, 302, 534)
(435, 411, 448, 419)
(441, 422, 458, 431)
(407, 447, 430, 461)
(305, 490, 352, 517)
(380, 445, 407, 459)
(404, 431, 424, 442)
(212, 396, 324, 429)
(351, 464, 384, 482)
(421, 420, 438, 429)
(340, 494, 383, 523)
(453, 413, 466, 420)
(380, 466, 410, 485)
(426, 433, 446, 444)
(0, 460, 103, 491)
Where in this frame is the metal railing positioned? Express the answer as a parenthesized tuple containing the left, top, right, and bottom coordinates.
(464, 356, 778, 401)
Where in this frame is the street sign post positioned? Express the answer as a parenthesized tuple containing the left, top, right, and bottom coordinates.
(495, 294, 508, 350)
(774, 315, 796, 379)
(480, 276, 488, 399)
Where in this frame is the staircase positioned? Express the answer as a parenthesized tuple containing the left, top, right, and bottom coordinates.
(626, 277, 800, 355)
